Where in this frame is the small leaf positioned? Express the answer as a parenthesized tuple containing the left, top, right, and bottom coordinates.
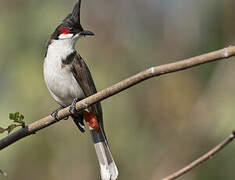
(19, 114, 24, 122)
(0, 169, 7, 176)
(9, 113, 15, 120)
(0, 127, 6, 134)
(15, 112, 20, 120)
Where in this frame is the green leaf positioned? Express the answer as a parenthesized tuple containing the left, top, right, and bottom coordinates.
(15, 112, 19, 120)
(9, 113, 15, 120)
(19, 114, 24, 122)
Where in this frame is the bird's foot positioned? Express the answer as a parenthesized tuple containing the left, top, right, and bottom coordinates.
(51, 107, 68, 121)
(69, 98, 82, 114)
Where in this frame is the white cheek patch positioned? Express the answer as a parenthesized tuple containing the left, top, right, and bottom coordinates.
(58, 33, 73, 39)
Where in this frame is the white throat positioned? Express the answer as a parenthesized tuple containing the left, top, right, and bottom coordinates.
(47, 34, 81, 58)
(48, 38, 75, 58)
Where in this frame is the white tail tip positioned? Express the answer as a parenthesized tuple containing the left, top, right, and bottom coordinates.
(100, 162, 118, 180)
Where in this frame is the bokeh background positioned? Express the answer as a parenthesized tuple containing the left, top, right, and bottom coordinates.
(1, 0, 235, 179)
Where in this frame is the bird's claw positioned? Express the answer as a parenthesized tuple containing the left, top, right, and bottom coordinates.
(69, 98, 81, 114)
(51, 109, 60, 121)
(51, 107, 69, 121)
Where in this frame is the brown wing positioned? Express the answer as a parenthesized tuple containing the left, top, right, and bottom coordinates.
(71, 52, 103, 124)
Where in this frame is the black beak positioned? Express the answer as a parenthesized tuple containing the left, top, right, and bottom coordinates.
(80, 30, 95, 36)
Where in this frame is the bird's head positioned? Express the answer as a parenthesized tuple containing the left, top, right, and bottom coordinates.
(49, 0, 94, 46)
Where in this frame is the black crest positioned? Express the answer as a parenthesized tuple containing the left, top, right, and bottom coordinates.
(48, 0, 84, 43)
(62, 0, 83, 31)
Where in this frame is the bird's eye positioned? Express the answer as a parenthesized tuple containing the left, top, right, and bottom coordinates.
(59, 27, 71, 34)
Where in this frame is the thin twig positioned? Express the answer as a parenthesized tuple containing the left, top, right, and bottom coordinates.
(0, 46, 235, 150)
(162, 131, 235, 180)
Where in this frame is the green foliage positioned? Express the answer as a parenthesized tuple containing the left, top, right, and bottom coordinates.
(0, 112, 25, 134)
(9, 112, 25, 124)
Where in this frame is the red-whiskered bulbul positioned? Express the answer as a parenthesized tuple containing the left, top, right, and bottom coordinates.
(43, 1, 118, 179)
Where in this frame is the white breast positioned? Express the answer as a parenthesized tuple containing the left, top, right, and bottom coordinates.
(43, 39, 85, 107)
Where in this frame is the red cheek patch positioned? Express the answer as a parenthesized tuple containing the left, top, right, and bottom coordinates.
(82, 111, 99, 132)
(59, 27, 71, 34)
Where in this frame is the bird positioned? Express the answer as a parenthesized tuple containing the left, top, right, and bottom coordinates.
(43, 1, 118, 179)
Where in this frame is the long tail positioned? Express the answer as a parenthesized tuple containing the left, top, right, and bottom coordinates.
(90, 128, 118, 180)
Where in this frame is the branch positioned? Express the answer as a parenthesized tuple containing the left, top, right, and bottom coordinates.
(162, 131, 235, 180)
(1, 46, 235, 150)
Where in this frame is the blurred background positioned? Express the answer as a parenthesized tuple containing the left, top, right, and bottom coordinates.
(1, 0, 235, 179)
